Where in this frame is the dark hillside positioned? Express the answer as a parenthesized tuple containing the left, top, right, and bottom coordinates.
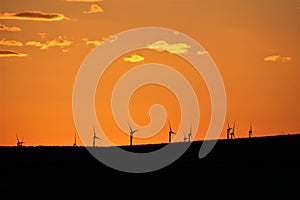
(1, 134, 299, 196)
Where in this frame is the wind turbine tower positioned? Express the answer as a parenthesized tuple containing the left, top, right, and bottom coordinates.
(249, 122, 253, 138)
(16, 134, 24, 147)
(183, 131, 188, 142)
(73, 132, 77, 147)
(230, 121, 236, 139)
(226, 120, 232, 140)
(93, 127, 100, 147)
(168, 121, 176, 143)
(187, 125, 192, 143)
(128, 123, 138, 146)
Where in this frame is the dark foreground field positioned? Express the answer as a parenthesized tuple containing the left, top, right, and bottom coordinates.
(1, 134, 300, 196)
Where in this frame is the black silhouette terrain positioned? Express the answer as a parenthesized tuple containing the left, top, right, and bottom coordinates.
(1, 133, 300, 196)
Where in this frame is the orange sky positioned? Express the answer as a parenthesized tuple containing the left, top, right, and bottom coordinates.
(1, 0, 300, 146)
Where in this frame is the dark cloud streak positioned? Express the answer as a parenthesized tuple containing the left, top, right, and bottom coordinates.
(0, 50, 27, 57)
(0, 11, 68, 21)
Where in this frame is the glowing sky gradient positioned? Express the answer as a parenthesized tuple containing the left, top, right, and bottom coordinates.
(1, 0, 299, 146)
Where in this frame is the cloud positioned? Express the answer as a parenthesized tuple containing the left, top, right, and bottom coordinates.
(0, 24, 22, 32)
(26, 36, 72, 50)
(65, 0, 103, 2)
(123, 54, 144, 63)
(0, 11, 68, 21)
(196, 50, 208, 56)
(81, 35, 117, 46)
(82, 38, 102, 46)
(147, 40, 190, 54)
(62, 48, 70, 53)
(0, 50, 27, 57)
(38, 32, 47, 38)
(103, 35, 118, 43)
(264, 55, 292, 63)
(83, 4, 103, 14)
(0, 39, 23, 46)
(25, 41, 48, 49)
(47, 36, 72, 47)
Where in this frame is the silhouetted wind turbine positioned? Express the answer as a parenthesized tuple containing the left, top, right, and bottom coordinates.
(16, 134, 24, 147)
(249, 121, 253, 138)
(230, 121, 236, 139)
(128, 123, 138, 146)
(168, 121, 176, 143)
(187, 124, 192, 142)
(183, 131, 188, 142)
(73, 131, 77, 147)
(226, 120, 232, 140)
(93, 127, 100, 147)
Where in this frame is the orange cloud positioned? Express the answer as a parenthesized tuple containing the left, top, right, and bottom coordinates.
(264, 55, 292, 63)
(0, 11, 68, 21)
(83, 4, 103, 13)
(123, 54, 144, 63)
(82, 38, 102, 46)
(147, 40, 190, 54)
(0, 39, 23, 46)
(26, 36, 72, 50)
(0, 50, 27, 57)
(0, 24, 22, 32)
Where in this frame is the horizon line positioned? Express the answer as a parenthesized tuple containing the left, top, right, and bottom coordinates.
(1, 132, 299, 148)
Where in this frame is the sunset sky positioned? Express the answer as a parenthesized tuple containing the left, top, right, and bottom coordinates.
(1, 0, 300, 146)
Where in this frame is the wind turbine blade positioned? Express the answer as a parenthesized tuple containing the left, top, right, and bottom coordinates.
(168, 120, 171, 131)
(93, 126, 96, 137)
(128, 123, 133, 132)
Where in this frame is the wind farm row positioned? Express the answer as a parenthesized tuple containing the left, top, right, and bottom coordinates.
(15, 120, 254, 147)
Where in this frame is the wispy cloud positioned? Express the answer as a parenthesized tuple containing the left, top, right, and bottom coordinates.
(0, 39, 23, 46)
(0, 11, 68, 21)
(26, 36, 72, 50)
(81, 35, 117, 46)
(103, 35, 118, 43)
(0, 24, 22, 32)
(47, 36, 72, 47)
(65, 0, 103, 2)
(38, 32, 47, 38)
(83, 4, 103, 13)
(147, 40, 190, 54)
(62, 48, 70, 53)
(25, 41, 48, 49)
(264, 55, 292, 63)
(196, 50, 208, 56)
(82, 38, 102, 46)
(0, 50, 27, 57)
(123, 54, 144, 63)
